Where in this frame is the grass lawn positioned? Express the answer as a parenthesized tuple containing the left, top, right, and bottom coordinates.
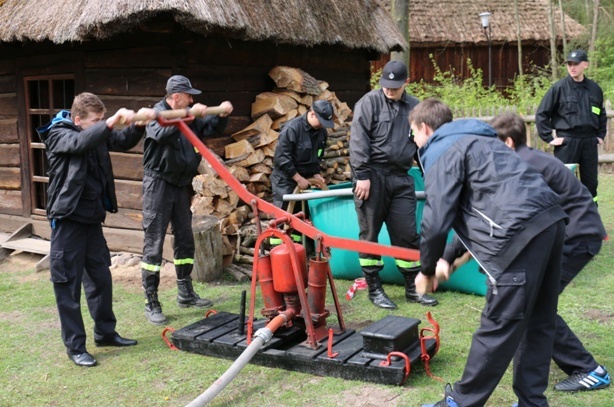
(1, 174, 614, 407)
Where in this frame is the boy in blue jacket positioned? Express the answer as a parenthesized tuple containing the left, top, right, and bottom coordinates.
(412, 99, 567, 407)
(38, 92, 155, 367)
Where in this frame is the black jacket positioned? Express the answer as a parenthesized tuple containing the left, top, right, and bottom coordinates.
(418, 119, 567, 285)
(536, 75, 607, 142)
(273, 113, 327, 179)
(515, 144, 606, 254)
(350, 89, 419, 180)
(37, 111, 145, 220)
(144, 99, 228, 186)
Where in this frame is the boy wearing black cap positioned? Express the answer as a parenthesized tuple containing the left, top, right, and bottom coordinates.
(140, 75, 234, 325)
(349, 60, 437, 309)
(271, 99, 334, 209)
(536, 49, 607, 204)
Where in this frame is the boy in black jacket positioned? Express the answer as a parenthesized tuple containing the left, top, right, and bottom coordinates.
(38, 92, 155, 367)
(412, 99, 567, 407)
(491, 112, 610, 393)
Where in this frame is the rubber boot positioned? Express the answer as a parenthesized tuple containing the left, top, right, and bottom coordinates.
(144, 291, 167, 326)
(177, 276, 213, 308)
(402, 268, 439, 306)
(363, 273, 397, 310)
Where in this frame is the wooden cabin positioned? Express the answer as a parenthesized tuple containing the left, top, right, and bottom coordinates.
(374, 0, 585, 88)
(0, 0, 405, 254)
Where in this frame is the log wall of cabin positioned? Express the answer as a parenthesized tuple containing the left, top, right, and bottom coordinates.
(373, 43, 552, 89)
(0, 26, 373, 239)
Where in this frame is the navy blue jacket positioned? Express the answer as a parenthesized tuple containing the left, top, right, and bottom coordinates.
(418, 119, 567, 285)
(37, 111, 145, 221)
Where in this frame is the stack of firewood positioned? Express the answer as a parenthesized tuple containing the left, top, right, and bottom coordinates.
(191, 66, 356, 275)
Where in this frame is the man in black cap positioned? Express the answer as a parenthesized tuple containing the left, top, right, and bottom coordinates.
(140, 74, 233, 325)
(271, 99, 334, 210)
(536, 49, 607, 204)
(349, 60, 438, 309)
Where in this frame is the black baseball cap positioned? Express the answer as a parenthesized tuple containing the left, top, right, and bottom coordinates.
(565, 50, 588, 64)
(312, 100, 334, 128)
(380, 60, 408, 88)
(166, 75, 202, 95)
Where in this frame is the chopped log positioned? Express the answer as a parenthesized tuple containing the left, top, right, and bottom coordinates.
(225, 265, 249, 282)
(229, 165, 250, 182)
(297, 105, 307, 115)
(332, 173, 348, 181)
(221, 235, 234, 256)
(250, 163, 272, 175)
(271, 88, 303, 103)
(322, 149, 348, 158)
(192, 174, 228, 198)
(251, 92, 298, 121)
(248, 173, 270, 186)
(301, 94, 314, 106)
(228, 205, 249, 226)
(224, 153, 250, 166)
(317, 80, 330, 93)
(225, 139, 255, 160)
(213, 198, 235, 218)
(261, 144, 276, 158)
(234, 149, 265, 167)
(231, 114, 273, 141)
(234, 253, 254, 264)
(192, 215, 223, 282)
(227, 190, 240, 207)
(315, 89, 333, 101)
(335, 101, 352, 124)
(239, 246, 256, 256)
(271, 109, 298, 130)
(191, 195, 214, 217)
(254, 129, 279, 148)
(262, 157, 274, 167)
(268, 66, 322, 96)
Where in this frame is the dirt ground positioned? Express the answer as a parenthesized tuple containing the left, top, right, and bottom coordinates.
(2, 250, 176, 292)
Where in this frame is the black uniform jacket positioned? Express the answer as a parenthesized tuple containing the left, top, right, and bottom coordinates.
(350, 89, 420, 180)
(418, 119, 567, 285)
(37, 111, 145, 220)
(273, 113, 327, 179)
(515, 144, 606, 253)
(144, 99, 228, 187)
(536, 75, 607, 142)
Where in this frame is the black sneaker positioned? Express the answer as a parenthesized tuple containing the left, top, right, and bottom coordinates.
(554, 366, 611, 392)
(422, 383, 458, 407)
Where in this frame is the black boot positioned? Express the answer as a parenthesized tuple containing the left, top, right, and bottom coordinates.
(402, 268, 439, 306)
(177, 276, 213, 308)
(144, 291, 167, 326)
(364, 273, 397, 310)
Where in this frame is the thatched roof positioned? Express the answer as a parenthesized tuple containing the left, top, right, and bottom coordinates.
(0, 0, 407, 53)
(406, 0, 586, 47)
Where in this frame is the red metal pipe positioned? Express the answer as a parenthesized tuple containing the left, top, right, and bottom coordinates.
(168, 117, 420, 264)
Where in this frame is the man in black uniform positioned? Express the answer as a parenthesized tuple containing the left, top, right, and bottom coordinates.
(37, 93, 154, 366)
(350, 60, 437, 309)
(271, 99, 334, 210)
(536, 49, 607, 203)
(413, 99, 566, 407)
(492, 112, 610, 394)
(141, 75, 233, 325)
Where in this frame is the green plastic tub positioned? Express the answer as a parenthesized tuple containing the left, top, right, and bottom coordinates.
(307, 168, 487, 296)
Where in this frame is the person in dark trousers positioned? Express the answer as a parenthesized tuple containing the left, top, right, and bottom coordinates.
(141, 75, 233, 325)
(491, 112, 610, 394)
(271, 99, 334, 210)
(37, 93, 155, 367)
(349, 60, 437, 309)
(412, 99, 567, 407)
(536, 49, 607, 204)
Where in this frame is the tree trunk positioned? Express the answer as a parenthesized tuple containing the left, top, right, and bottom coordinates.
(390, 0, 410, 73)
(589, 0, 600, 69)
(514, 0, 523, 78)
(547, 0, 558, 81)
(192, 215, 223, 282)
(558, 0, 567, 54)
